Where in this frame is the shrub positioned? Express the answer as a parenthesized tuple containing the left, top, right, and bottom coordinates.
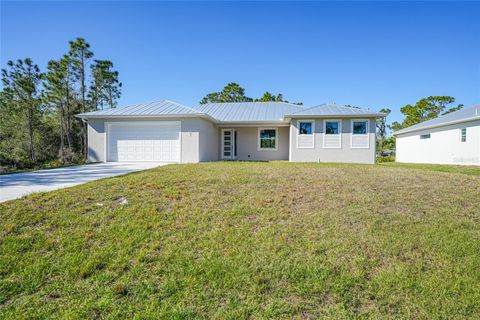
(376, 155, 395, 163)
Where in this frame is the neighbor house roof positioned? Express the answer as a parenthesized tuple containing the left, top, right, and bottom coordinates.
(285, 103, 386, 118)
(77, 100, 384, 123)
(394, 104, 480, 135)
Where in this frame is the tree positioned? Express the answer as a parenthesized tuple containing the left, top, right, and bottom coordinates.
(255, 91, 303, 105)
(376, 108, 390, 150)
(200, 84, 303, 105)
(442, 104, 463, 115)
(88, 60, 122, 110)
(44, 56, 79, 162)
(69, 38, 93, 157)
(391, 96, 463, 131)
(256, 92, 284, 102)
(0, 38, 121, 171)
(200, 82, 253, 104)
(1, 59, 43, 164)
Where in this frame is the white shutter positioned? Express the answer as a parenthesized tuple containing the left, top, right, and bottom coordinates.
(352, 135, 369, 148)
(323, 134, 341, 148)
(297, 134, 314, 148)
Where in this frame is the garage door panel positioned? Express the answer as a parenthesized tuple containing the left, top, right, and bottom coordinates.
(107, 122, 180, 162)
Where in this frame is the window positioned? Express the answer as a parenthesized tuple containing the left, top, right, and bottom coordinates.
(323, 120, 342, 148)
(420, 134, 431, 139)
(299, 121, 313, 135)
(351, 120, 369, 148)
(461, 128, 467, 142)
(352, 121, 368, 134)
(325, 121, 340, 135)
(297, 120, 314, 148)
(258, 128, 277, 150)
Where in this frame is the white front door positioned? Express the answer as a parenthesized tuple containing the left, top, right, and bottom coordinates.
(107, 121, 181, 162)
(222, 129, 236, 160)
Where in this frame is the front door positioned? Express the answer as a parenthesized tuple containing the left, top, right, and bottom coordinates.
(222, 129, 237, 160)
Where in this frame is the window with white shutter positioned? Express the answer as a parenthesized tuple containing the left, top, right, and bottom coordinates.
(297, 120, 314, 148)
(323, 120, 342, 148)
(351, 120, 369, 149)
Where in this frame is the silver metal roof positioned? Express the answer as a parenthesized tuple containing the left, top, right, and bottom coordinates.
(394, 104, 480, 135)
(192, 102, 304, 122)
(286, 103, 386, 117)
(77, 100, 202, 118)
(77, 100, 384, 123)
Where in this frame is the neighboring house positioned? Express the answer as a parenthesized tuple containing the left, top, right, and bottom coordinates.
(76, 100, 385, 164)
(394, 105, 480, 165)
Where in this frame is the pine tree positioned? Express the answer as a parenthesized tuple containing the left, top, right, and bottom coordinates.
(69, 38, 93, 157)
(89, 60, 122, 110)
(1, 59, 43, 164)
(44, 57, 79, 162)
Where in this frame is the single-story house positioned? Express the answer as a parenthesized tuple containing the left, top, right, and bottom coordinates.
(76, 100, 385, 164)
(394, 104, 480, 165)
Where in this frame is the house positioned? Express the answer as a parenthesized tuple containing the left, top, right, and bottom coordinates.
(76, 100, 385, 164)
(394, 105, 480, 165)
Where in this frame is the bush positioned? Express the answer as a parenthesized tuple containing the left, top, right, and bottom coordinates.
(376, 155, 395, 163)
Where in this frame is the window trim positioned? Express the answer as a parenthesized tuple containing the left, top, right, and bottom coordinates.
(350, 119, 370, 149)
(297, 120, 315, 149)
(420, 133, 431, 140)
(258, 127, 278, 151)
(460, 128, 467, 142)
(323, 119, 342, 149)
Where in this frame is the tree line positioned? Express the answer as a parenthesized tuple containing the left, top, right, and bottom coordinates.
(201, 84, 464, 157)
(200, 82, 303, 105)
(1, 52, 463, 171)
(376, 96, 463, 156)
(0, 38, 122, 170)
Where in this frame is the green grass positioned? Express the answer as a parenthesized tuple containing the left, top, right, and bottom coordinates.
(1, 162, 479, 319)
(379, 162, 480, 176)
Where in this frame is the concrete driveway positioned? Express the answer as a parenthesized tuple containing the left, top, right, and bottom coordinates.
(0, 162, 166, 203)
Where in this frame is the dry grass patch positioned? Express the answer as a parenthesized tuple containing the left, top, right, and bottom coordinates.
(1, 162, 479, 318)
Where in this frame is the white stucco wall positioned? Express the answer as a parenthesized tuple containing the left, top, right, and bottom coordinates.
(86, 117, 218, 163)
(396, 120, 480, 165)
(289, 118, 377, 164)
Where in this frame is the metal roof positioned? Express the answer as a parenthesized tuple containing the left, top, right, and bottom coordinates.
(77, 100, 384, 123)
(286, 103, 386, 117)
(394, 104, 480, 135)
(77, 100, 203, 118)
(192, 102, 304, 122)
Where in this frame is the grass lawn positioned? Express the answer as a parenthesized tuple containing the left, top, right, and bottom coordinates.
(1, 162, 479, 318)
(378, 162, 480, 176)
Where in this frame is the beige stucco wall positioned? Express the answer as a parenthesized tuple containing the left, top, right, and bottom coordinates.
(87, 119, 106, 162)
(289, 118, 376, 164)
(218, 126, 289, 161)
(198, 119, 220, 162)
(87, 117, 377, 164)
(86, 117, 218, 163)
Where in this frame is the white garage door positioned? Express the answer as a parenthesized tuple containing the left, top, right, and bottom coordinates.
(107, 122, 181, 162)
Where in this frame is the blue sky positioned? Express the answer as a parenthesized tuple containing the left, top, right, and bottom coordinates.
(2, 1, 479, 125)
